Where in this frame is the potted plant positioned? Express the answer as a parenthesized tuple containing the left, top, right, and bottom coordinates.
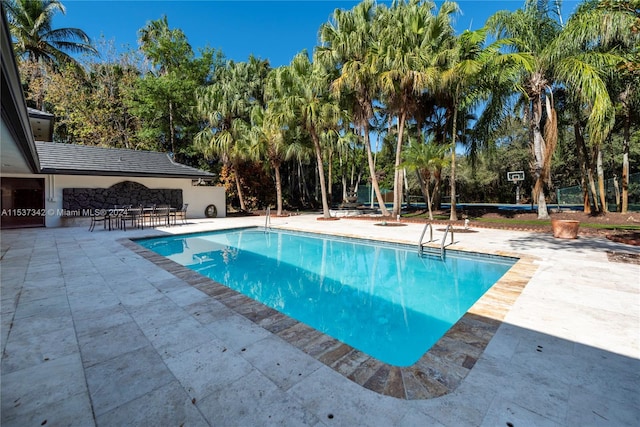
(551, 219, 580, 239)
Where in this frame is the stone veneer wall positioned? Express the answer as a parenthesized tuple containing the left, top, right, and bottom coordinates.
(62, 181, 182, 211)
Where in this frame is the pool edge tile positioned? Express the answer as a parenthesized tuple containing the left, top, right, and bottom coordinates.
(118, 237, 539, 400)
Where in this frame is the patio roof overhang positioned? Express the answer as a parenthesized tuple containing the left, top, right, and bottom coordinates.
(1, 5, 41, 175)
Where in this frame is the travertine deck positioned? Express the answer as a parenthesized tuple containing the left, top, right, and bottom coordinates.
(2, 215, 638, 426)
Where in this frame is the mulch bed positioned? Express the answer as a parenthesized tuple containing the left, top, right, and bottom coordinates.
(606, 232, 640, 246)
(606, 251, 640, 264)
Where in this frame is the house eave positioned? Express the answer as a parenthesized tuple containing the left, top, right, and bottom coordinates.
(38, 168, 216, 179)
(1, 5, 41, 174)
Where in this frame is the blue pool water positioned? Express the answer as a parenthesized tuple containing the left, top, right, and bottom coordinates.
(137, 228, 516, 366)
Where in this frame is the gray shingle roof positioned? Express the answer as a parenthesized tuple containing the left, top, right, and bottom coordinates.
(35, 142, 215, 178)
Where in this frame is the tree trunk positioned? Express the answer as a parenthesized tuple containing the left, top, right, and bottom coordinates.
(613, 174, 621, 212)
(417, 170, 434, 220)
(274, 161, 283, 216)
(621, 109, 630, 213)
(310, 127, 331, 218)
(169, 100, 176, 155)
(327, 150, 333, 206)
(354, 169, 362, 194)
(574, 121, 592, 214)
(596, 147, 607, 213)
(234, 166, 246, 211)
(392, 112, 407, 217)
(577, 124, 601, 213)
(588, 145, 601, 213)
(433, 167, 442, 210)
(449, 101, 459, 221)
(363, 125, 390, 216)
(403, 168, 410, 208)
(531, 93, 549, 219)
(350, 162, 355, 194)
(298, 159, 310, 205)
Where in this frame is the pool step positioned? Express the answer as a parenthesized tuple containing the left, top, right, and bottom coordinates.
(419, 244, 444, 259)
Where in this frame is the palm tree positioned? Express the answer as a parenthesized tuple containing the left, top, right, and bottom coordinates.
(488, 0, 619, 219)
(260, 65, 318, 215)
(195, 60, 257, 211)
(558, 0, 640, 212)
(248, 105, 285, 215)
(438, 25, 521, 220)
(318, 0, 391, 216)
(376, 0, 424, 218)
(614, 73, 640, 213)
(251, 65, 312, 216)
(6, 0, 96, 67)
(268, 52, 342, 219)
(401, 136, 448, 219)
(438, 28, 483, 220)
(6, 0, 96, 110)
(376, 0, 460, 218)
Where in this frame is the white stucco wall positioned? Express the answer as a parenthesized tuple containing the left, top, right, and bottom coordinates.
(2, 173, 226, 227)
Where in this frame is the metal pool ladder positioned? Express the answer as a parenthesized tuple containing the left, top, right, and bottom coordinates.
(264, 207, 271, 232)
(418, 223, 434, 256)
(418, 223, 454, 258)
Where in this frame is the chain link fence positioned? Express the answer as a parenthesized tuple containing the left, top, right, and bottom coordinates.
(556, 172, 640, 211)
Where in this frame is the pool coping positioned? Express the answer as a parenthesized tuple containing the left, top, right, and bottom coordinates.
(119, 228, 538, 400)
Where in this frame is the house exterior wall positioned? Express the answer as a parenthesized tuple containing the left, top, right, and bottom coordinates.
(1, 173, 226, 227)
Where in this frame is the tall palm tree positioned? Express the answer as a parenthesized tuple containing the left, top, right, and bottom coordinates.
(6, 0, 96, 67)
(6, 0, 96, 110)
(438, 26, 517, 220)
(248, 105, 285, 215)
(376, 0, 459, 218)
(252, 66, 310, 216)
(268, 52, 342, 219)
(488, 0, 618, 219)
(195, 60, 257, 211)
(558, 0, 640, 212)
(244, 59, 302, 216)
(318, 0, 391, 216)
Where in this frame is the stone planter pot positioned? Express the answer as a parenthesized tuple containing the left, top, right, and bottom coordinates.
(551, 219, 580, 239)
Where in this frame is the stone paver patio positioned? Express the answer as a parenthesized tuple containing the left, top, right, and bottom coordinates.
(1, 214, 639, 426)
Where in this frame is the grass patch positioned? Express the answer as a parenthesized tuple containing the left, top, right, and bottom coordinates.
(578, 223, 640, 231)
(472, 217, 640, 231)
(471, 217, 548, 226)
(403, 212, 448, 220)
(401, 212, 640, 232)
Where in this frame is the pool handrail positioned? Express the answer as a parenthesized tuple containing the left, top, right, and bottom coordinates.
(265, 207, 271, 231)
(440, 224, 454, 258)
(418, 223, 434, 256)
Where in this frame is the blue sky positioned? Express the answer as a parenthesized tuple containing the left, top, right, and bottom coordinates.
(57, 0, 582, 67)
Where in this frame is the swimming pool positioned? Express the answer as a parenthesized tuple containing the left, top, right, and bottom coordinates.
(137, 227, 516, 366)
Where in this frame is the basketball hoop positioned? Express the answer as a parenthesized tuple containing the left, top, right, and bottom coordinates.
(507, 170, 525, 183)
(507, 171, 525, 203)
